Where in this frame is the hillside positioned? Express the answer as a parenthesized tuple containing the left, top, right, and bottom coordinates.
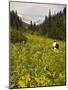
(34, 11, 66, 40)
(10, 30, 65, 88)
(10, 8, 66, 41)
(10, 7, 66, 88)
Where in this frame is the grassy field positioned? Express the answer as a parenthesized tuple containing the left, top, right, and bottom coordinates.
(10, 31, 66, 88)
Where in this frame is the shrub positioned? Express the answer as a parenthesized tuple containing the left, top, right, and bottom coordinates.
(10, 28, 27, 43)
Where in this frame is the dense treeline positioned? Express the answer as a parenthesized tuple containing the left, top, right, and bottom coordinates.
(10, 11, 28, 43)
(40, 7, 66, 40)
(10, 10, 23, 29)
(29, 7, 66, 40)
(10, 7, 66, 41)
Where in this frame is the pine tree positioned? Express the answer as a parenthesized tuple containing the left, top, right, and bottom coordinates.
(49, 9, 51, 20)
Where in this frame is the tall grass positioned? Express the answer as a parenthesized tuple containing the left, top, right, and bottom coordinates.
(10, 30, 66, 88)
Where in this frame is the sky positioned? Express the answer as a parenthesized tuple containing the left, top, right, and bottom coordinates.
(10, 2, 65, 24)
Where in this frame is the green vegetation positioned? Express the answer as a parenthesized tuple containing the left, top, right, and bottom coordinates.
(10, 29, 66, 88)
(29, 7, 66, 40)
(10, 28, 27, 43)
(9, 7, 66, 88)
(10, 11, 23, 29)
(10, 7, 66, 40)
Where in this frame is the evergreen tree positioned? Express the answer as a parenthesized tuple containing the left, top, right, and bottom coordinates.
(49, 9, 51, 20)
(63, 7, 66, 15)
(37, 8, 66, 40)
(10, 10, 23, 29)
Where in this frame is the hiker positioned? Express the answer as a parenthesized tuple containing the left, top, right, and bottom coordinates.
(53, 41, 59, 50)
